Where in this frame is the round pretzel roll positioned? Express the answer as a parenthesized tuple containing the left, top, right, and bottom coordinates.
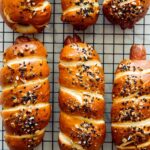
(103, 0, 150, 29)
(61, 0, 100, 30)
(0, 0, 52, 33)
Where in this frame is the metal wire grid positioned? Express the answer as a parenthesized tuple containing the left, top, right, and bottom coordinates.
(0, 0, 150, 149)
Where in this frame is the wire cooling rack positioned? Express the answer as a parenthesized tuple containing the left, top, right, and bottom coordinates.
(0, 0, 150, 150)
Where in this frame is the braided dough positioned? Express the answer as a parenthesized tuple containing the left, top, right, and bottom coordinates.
(58, 35, 106, 150)
(0, 36, 51, 150)
(112, 45, 150, 149)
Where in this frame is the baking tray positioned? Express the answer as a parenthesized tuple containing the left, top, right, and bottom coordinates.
(0, 0, 150, 149)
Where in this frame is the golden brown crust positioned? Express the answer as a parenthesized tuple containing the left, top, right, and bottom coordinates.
(5, 130, 45, 150)
(59, 64, 104, 94)
(112, 126, 150, 146)
(60, 42, 100, 62)
(61, 0, 100, 30)
(0, 59, 50, 87)
(0, 0, 51, 33)
(115, 60, 150, 74)
(60, 112, 106, 150)
(112, 99, 150, 122)
(117, 146, 150, 150)
(2, 104, 51, 135)
(103, 0, 150, 29)
(59, 89, 105, 119)
(4, 37, 47, 63)
(59, 35, 105, 150)
(112, 45, 150, 149)
(113, 73, 150, 98)
(1, 79, 50, 108)
(0, 36, 51, 150)
(60, 41, 104, 93)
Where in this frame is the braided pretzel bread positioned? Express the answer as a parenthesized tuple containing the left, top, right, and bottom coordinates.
(0, 36, 51, 150)
(61, 0, 100, 30)
(0, 0, 51, 33)
(58, 35, 106, 150)
(112, 45, 150, 149)
(103, 0, 150, 29)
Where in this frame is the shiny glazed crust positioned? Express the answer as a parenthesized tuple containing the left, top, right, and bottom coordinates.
(0, 36, 51, 150)
(58, 35, 106, 150)
(1, 104, 51, 135)
(61, 0, 100, 30)
(0, 59, 49, 87)
(0, 0, 51, 33)
(59, 112, 106, 150)
(3, 37, 48, 63)
(5, 130, 45, 150)
(103, 0, 150, 29)
(112, 45, 150, 149)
